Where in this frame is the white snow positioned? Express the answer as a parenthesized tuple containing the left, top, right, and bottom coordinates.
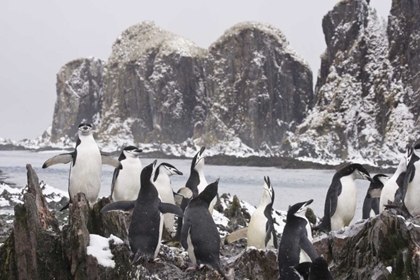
(386, 266, 392, 273)
(86, 234, 123, 268)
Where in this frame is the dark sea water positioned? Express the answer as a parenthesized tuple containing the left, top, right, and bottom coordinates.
(0, 151, 384, 222)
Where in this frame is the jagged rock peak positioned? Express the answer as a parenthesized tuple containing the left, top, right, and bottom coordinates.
(109, 21, 207, 64)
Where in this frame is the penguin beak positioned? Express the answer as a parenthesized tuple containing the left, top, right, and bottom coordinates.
(174, 169, 183, 175)
(134, 148, 143, 155)
(304, 199, 313, 206)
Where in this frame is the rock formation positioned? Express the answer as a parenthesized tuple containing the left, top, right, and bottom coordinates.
(50, 57, 104, 142)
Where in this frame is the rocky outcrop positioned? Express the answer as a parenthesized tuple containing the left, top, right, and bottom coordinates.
(314, 211, 420, 279)
(202, 22, 314, 150)
(286, 0, 420, 165)
(99, 22, 208, 146)
(50, 58, 104, 142)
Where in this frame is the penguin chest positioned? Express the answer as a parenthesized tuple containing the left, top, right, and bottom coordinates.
(380, 179, 398, 212)
(187, 231, 197, 266)
(247, 207, 269, 249)
(154, 176, 174, 204)
(69, 143, 101, 204)
(331, 177, 357, 230)
(113, 163, 142, 201)
(405, 165, 420, 215)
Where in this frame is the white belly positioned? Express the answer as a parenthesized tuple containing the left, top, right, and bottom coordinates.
(154, 213, 164, 258)
(247, 207, 268, 249)
(405, 169, 420, 216)
(379, 180, 399, 212)
(197, 176, 215, 214)
(331, 177, 357, 231)
(69, 144, 101, 205)
(299, 218, 313, 263)
(155, 176, 176, 234)
(113, 163, 142, 201)
(187, 231, 196, 266)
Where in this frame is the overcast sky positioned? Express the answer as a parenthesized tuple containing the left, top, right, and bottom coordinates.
(0, 0, 391, 140)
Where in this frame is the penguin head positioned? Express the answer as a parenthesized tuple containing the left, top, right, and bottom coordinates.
(293, 262, 311, 279)
(191, 146, 206, 172)
(261, 176, 274, 205)
(288, 199, 313, 220)
(310, 256, 332, 279)
(409, 140, 420, 161)
(340, 163, 371, 181)
(367, 174, 389, 198)
(141, 160, 157, 185)
(121, 146, 142, 160)
(153, 163, 183, 182)
(197, 179, 219, 206)
(78, 123, 93, 136)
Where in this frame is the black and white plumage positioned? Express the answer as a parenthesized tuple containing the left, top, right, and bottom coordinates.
(247, 176, 278, 249)
(152, 162, 183, 235)
(181, 180, 225, 278)
(379, 156, 407, 212)
(317, 163, 372, 232)
(362, 174, 389, 219)
(111, 146, 143, 202)
(101, 160, 183, 263)
(278, 199, 318, 280)
(403, 140, 420, 217)
(294, 257, 333, 280)
(42, 123, 120, 209)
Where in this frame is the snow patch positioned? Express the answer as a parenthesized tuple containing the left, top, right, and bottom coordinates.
(87, 234, 123, 268)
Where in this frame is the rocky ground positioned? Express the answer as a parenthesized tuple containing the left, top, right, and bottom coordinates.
(1, 165, 420, 279)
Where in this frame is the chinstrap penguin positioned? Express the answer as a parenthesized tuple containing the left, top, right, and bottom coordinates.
(111, 146, 143, 202)
(402, 140, 420, 217)
(362, 174, 389, 219)
(181, 179, 226, 278)
(278, 199, 318, 280)
(379, 155, 407, 212)
(316, 163, 371, 232)
(152, 162, 183, 236)
(247, 176, 278, 249)
(294, 257, 333, 280)
(101, 160, 183, 263)
(42, 123, 120, 209)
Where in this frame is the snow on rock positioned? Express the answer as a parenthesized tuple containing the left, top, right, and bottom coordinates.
(87, 234, 123, 268)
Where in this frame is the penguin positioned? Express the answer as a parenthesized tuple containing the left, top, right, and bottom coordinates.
(294, 257, 333, 280)
(402, 140, 420, 217)
(379, 152, 409, 212)
(101, 160, 183, 262)
(278, 199, 318, 280)
(111, 146, 143, 202)
(247, 176, 278, 249)
(181, 179, 226, 278)
(152, 162, 183, 236)
(362, 174, 389, 219)
(42, 123, 120, 209)
(316, 163, 372, 232)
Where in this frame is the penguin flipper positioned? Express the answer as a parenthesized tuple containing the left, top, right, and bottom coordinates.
(110, 167, 121, 199)
(101, 152, 121, 168)
(265, 223, 275, 248)
(100, 200, 135, 213)
(299, 235, 318, 262)
(42, 153, 73, 168)
(225, 227, 248, 244)
(159, 202, 183, 217)
(180, 216, 191, 250)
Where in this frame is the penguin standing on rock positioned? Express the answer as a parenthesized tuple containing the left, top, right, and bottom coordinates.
(402, 140, 420, 217)
(101, 161, 183, 263)
(111, 146, 143, 202)
(362, 174, 389, 219)
(316, 163, 372, 232)
(278, 199, 318, 280)
(247, 176, 277, 249)
(42, 123, 120, 209)
(181, 180, 226, 278)
(152, 162, 183, 236)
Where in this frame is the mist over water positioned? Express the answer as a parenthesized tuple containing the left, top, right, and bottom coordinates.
(0, 151, 381, 222)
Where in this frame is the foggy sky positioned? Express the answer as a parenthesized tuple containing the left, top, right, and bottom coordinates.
(0, 0, 391, 140)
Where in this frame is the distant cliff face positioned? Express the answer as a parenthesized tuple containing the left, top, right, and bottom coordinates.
(203, 23, 313, 150)
(286, 0, 420, 164)
(99, 22, 208, 145)
(50, 58, 104, 142)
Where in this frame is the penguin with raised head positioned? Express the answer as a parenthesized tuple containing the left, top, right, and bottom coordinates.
(294, 257, 333, 280)
(101, 161, 183, 263)
(362, 174, 389, 219)
(402, 140, 420, 217)
(181, 179, 226, 278)
(42, 123, 120, 209)
(111, 146, 143, 202)
(278, 199, 318, 280)
(247, 176, 278, 249)
(379, 156, 407, 212)
(316, 163, 372, 232)
(152, 162, 183, 236)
